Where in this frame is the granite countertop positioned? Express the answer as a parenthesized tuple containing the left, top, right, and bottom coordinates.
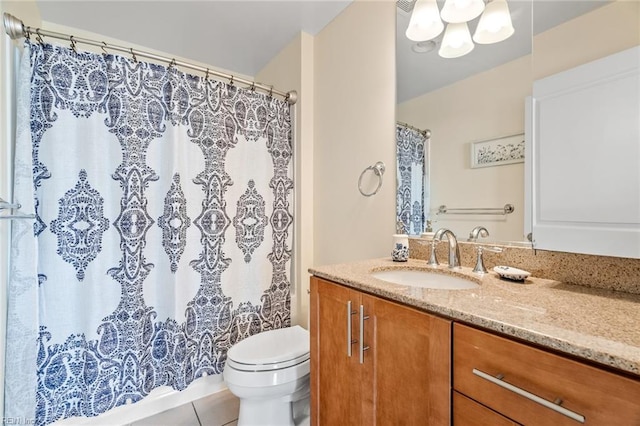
(309, 258, 640, 377)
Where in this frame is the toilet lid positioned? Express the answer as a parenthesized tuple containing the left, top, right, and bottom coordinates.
(227, 325, 310, 372)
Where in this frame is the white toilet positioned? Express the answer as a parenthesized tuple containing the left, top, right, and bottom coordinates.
(223, 325, 310, 426)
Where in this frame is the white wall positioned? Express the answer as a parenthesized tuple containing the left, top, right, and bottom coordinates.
(397, 56, 530, 242)
(256, 0, 398, 320)
(39, 22, 249, 79)
(313, 0, 396, 266)
(533, 1, 640, 79)
(256, 32, 315, 328)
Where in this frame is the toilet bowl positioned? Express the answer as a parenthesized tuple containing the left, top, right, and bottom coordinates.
(223, 325, 310, 426)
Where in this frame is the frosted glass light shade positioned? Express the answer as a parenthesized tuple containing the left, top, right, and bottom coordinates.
(439, 22, 474, 58)
(473, 0, 515, 44)
(441, 0, 485, 23)
(406, 0, 444, 41)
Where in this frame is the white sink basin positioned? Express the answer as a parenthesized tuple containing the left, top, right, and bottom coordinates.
(371, 269, 479, 290)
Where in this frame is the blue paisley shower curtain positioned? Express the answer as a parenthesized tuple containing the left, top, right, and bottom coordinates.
(396, 124, 428, 235)
(6, 41, 293, 425)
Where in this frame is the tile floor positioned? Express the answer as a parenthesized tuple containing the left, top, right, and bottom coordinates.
(130, 390, 240, 426)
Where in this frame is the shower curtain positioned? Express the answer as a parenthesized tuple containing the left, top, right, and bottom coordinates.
(396, 124, 428, 235)
(6, 41, 293, 425)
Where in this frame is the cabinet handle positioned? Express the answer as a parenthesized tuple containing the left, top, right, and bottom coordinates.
(347, 301, 357, 357)
(359, 305, 370, 364)
(472, 368, 585, 423)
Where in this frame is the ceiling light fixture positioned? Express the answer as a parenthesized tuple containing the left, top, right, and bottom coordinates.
(406, 0, 514, 58)
(439, 22, 474, 58)
(473, 0, 514, 44)
(406, 0, 444, 42)
(441, 0, 485, 23)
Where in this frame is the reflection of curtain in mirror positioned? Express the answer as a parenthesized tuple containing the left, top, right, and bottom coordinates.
(396, 124, 428, 235)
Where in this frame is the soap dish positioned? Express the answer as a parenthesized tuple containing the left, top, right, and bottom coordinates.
(493, 266, 531, 281)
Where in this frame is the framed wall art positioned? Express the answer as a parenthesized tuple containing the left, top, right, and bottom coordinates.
(470, 133, 525, 168)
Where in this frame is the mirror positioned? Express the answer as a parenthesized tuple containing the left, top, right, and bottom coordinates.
(395, 0, 613, 244)
(396, 0, 533, 243)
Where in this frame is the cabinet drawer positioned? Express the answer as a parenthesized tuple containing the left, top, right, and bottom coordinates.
(453, 324, 640, 425)
(453, 391, 520, 426)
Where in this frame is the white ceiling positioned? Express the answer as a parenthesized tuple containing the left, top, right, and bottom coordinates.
(26, 0, 609, 103)
(34, 0, 352, 78)
(396, 0, 610, 103)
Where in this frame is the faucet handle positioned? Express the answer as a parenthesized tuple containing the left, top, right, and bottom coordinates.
(427, 239, 439, 267)
(472, 246, 503, 274)
(469, 225, 490, 242)
(472, 246, 487, 274)
(483, 246, 504, 254)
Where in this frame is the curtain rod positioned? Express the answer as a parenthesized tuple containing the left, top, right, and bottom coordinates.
(2, 13, 298, 105)
(397, 121, 431, 138)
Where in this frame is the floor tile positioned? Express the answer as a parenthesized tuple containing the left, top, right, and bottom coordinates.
(192, 389, 240, 426)
(130, 402, 200, 426)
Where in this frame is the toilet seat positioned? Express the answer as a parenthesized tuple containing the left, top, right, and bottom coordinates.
(226, 325, 310, 372)
(227, 352, 309, 372)
(224, 358, 310, 389)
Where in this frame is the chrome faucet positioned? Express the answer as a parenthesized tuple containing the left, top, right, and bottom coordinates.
(468, 225, 489, 242)
(434, 228, 461, 269)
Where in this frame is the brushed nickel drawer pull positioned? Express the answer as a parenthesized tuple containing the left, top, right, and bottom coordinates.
(472, 368, 585, 424)
(359, 305, 370, 364)
(347, 301, 357, 357)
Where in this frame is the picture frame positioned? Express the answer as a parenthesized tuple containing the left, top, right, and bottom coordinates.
(470, 133, 525, 168)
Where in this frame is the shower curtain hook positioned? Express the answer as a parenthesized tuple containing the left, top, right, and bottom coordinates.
(130, 48, 138, 63)
(69, 35, 77, 53)
(229, 75, 234, 86)
(205, 68, 210, 81)
(35, 28, 44, 45)
(169, 58, 176, 69)
(101, 41, 108, 56)
(268, 86, 274, 98)
(24, 28, 31, 41)
(250, 82, 256, 92)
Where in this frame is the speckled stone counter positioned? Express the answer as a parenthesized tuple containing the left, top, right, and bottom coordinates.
(309, 258, 640, 377)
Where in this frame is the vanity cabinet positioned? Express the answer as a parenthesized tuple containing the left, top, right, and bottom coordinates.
(310, 277, 451, 425)
(453, 324, 640, 425)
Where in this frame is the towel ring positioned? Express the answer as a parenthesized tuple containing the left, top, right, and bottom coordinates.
(358, 161, 385, 197)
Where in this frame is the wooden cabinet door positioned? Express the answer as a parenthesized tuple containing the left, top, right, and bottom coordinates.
(311, 277, 363, 426)
(362, 293, 451, 426)
(311, 277, 452, 425)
